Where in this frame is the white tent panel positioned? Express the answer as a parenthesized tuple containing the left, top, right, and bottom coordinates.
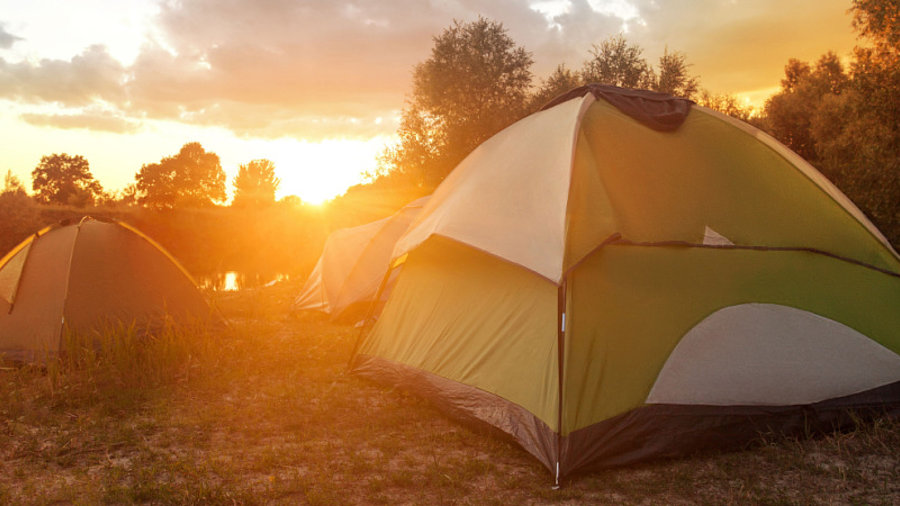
(394, 95, 595, 283)
(647, 303, 900, 406)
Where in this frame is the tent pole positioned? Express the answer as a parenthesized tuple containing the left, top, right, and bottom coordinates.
(554, 275, 568, 488)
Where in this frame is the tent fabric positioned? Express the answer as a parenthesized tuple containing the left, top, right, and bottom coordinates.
(353, 87, 900, 479)
(394, 98, 592, 283)
(540, 83, 694, 132)
(0, 217, 210, 363)
(294, 196, 429, 318)
(0, 240, 33, 306)
(394, 96, 900, 282)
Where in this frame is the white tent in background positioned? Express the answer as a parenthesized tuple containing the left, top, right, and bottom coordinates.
(294, 196, 430, 319)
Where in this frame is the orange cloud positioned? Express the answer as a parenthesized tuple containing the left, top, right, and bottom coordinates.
(20, 109, 140, 134)
(0, 0, 860, 141)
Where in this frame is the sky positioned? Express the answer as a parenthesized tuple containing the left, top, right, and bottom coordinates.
(0, 0, 860, 204)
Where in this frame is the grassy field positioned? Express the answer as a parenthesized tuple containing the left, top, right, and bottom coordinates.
(1, 282, 898, 505)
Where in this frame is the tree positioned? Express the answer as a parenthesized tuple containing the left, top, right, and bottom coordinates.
(581, 34, 654, 89)
(135, 142, 226, 209)
(849, 0, 900, 139)
(2, 170, 26, 196)
(758, 0, 900, 247)
(31, 153, 104, 207)
(653, 48, 700, 99)
(852, 0, 900, 50)
(380, 17, 534, 187)
(232, 159, 280, 208)
(527, 64, 583, 112)
(696, 91, 759, 123)
(578, 36, 700, 100)
(763, 53, 849, 162)
(116, 183, 139, 207)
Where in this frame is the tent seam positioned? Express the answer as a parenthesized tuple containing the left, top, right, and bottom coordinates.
(608, 238, 900, 279)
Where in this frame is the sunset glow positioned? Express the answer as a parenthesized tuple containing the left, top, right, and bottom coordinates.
(262, 137, 390, 205)
(0, 0, 859, 204)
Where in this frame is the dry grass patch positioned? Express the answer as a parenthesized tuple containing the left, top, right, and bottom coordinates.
(0, 282, 897, 504)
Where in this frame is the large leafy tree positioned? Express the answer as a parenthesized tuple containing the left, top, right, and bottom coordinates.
(763, 53, 848, 162)
(852, 0, 900, 49)
(136, 142, 226, 209)
(759, 0, 900, 247)
(577, 36, 699, 99)
(581, 34, 654, 89)
(381, 17, 533, 187)
(232, 159, 280, 208)
(31, 153, 103, 207)
(654, 48, 700, 100)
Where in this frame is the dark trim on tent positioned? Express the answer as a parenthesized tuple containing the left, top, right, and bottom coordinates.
(559, 380, 900, 477)
(540, 84, 694, 132)
(605, 238, 900, 279)
(560, 234, 900, 281)
(351, 353, 900, 480)
(352, 353, 559, 471)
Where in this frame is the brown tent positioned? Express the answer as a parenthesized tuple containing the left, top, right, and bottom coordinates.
(0, 217, 210, 362)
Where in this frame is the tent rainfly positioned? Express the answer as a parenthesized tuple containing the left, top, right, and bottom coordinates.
(294, 196, 429, 319)
(0, 216, 210, 363)
(351, 85, 900, 482)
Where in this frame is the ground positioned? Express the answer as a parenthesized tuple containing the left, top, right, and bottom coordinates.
(1, 283, 898, 504)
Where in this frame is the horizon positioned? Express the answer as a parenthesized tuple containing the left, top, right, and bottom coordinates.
(0, 0, 860, 204)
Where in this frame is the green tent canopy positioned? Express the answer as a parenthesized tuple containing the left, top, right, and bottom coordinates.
(351, 85, 900, 481)
(0, 217, 211, 363)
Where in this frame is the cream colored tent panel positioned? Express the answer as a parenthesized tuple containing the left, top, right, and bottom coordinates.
(294, 196, 429, 318)
(396, 98, 595, 283)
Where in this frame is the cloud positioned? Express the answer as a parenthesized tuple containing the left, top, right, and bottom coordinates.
(121, 0, 573, 138)
(20, 108, 141, 133)
(0, 0, 623, 139)
(0, 45, 127, 107)
(0, 24, 21, 49)
(0, 0, 860, 138)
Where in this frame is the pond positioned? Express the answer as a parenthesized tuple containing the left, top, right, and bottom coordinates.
(196, 271, 291, 291)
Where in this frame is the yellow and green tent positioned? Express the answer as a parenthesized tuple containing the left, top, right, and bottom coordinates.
(351, 85, 900, 481)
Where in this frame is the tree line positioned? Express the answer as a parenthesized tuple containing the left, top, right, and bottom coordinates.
(21, 141, 278, 210)
(2, 0, 897, 283)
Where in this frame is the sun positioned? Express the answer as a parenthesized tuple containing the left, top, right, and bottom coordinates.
(257, 137, 388, 205)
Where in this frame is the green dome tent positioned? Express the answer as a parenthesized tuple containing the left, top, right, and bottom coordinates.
(0, 217, 211, 363)
(351, 85, 900, 482)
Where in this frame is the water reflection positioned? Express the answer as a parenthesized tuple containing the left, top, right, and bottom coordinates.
(197, 271, 289, 291)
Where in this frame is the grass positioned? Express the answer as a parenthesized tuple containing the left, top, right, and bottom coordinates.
(1, 281, 898, 504)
